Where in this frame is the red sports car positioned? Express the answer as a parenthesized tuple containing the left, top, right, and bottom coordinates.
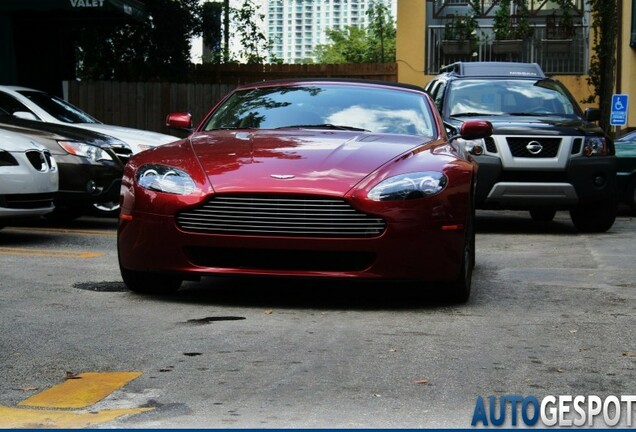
(117, 80, 492, 302)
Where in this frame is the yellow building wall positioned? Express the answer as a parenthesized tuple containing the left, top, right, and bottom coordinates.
(396, 0, 633, 127)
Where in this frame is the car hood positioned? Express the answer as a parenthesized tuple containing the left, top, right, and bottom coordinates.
(74, 123, 177, 150)
(189, 129, 429, 195)
(447, 115, 605, 136)
(0, 115, 127, 148)
(0, 128, 47, 152)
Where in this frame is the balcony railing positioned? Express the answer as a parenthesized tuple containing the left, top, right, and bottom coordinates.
(426, 24, 587, 75)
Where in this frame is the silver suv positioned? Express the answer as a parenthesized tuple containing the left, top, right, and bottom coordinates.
(425, 62, 617, 232)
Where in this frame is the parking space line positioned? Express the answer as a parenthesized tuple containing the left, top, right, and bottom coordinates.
(0, 247, 103, 259)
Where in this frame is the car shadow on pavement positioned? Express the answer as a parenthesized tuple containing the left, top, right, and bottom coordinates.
(139, 276, 463, 312)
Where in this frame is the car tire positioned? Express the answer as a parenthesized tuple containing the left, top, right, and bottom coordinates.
(45, 206, 84, 222)
(447, 207, 474, 303)
(626, 178, 636, 215)
(529, 208, 556, 222)
(569, 195, 618, 233)
(91, 201, 121, 218)
(120, 267, 183, 295)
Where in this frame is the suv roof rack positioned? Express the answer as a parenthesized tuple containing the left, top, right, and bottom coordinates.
(439, 62, 545, 78)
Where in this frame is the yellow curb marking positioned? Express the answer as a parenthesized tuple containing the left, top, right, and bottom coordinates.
(0, 372, 153, 428)
(0, 406, 153, 429)
(0, 247, 103, 259)
(20, 372, 142, 409)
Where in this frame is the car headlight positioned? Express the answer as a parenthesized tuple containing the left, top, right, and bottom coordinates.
(136, 164, 196, 195)
(368, 172, 448, 201)
(57, 140, 113, 162)
(583, 136, 608, 156)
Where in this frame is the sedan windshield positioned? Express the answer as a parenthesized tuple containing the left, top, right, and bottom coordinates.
(446, 79, 580, 118)
(202, 84, 436, 137)
(18, 91, 99, 124)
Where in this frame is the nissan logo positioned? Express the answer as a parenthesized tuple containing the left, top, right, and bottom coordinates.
(526, 141, 543, 155)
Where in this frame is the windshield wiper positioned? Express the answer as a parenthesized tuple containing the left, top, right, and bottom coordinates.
(508, 112, 554, 117)
(276, 123, 370, 132)
(450, 112, 496, 118)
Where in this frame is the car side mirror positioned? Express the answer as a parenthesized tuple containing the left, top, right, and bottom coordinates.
(13, 111, 40, 121)
(584, 108, 601, 122)
(166, 112, 193, 131)
(459, 119, 493, 140)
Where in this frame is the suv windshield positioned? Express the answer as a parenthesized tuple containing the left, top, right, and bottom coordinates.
(446, 79, 579, 118)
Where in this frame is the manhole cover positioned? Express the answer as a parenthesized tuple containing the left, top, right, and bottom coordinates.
(73, 281, 128, 292)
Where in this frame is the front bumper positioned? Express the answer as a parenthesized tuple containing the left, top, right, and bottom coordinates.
(474, 155, 617, 209)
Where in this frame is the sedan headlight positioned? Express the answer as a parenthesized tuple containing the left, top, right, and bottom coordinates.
(582, 136, 608, 157)
(57, 140, 113, 162)
(368, 172, 448, 201)
(136, 164, 196, 195)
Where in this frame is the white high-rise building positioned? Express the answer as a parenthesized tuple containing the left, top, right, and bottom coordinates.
(266, 0, 394, 64)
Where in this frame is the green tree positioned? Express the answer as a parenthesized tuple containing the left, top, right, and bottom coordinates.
(230, 0, 278, 64)
(75, 0, 202, 81)
(584, 0, 618, 134)
(314, 1, 396, 64)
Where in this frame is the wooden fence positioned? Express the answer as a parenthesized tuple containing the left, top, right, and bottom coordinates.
(64, 63, 398, 136)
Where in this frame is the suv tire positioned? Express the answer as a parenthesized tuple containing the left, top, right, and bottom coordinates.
(569, 196, 618, 233)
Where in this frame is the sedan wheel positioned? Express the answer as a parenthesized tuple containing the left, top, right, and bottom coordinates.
(120, 267, 183, 295)
(92, 201, 121, 217)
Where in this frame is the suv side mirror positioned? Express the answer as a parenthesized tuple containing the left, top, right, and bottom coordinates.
(13, 111, 40, 121)
(584, 108, 601, 122)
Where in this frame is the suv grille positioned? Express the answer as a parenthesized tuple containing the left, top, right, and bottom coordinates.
(507, 137, 561, 158)
(176, 195, 387, 238)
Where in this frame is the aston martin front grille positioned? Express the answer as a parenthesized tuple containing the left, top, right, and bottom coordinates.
(176, 195, 387, 238)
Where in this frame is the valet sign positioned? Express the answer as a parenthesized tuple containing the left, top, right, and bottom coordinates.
(610, 94, 629, 126)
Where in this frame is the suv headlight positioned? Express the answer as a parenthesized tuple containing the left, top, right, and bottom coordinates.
(583, 136, 608, 156)
(368, 172, 448, 201)
(456, 137, 485, 155)
(57, 140, 113, 162)
(136, 164, 196, 195)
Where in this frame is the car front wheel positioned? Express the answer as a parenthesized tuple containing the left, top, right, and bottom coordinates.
(569, 196, 618, 233)
(120, 267, 183, 295)
(447, 208, 474, 303)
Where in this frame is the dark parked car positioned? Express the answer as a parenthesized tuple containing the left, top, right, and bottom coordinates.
(425, 62, 617, 232)
(0, 110, 131, 220)
(615, 130, 636, 213)
(118, 79, 492, 302)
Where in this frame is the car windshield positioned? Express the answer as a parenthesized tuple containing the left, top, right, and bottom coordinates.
(446, 79, 579, 118)
(18, 90, 99, 124)
(202, 84, 436, 137)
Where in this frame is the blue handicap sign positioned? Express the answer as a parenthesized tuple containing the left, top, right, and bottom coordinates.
(610, 94, 628, 126)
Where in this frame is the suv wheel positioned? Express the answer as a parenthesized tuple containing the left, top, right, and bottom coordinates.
(569, 196, 618, 233)
(529, 208, 556, 223)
